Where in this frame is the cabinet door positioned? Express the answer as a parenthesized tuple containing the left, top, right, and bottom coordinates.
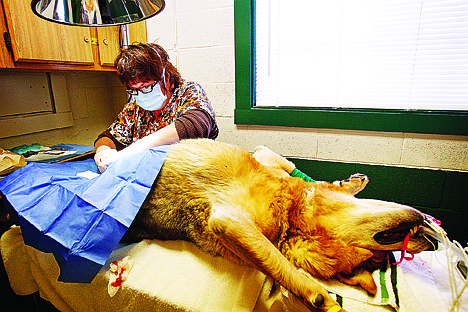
(97, 26, 121, 66)
(0, 2, 14, 67)
(97, 21, 147, 66)
(128, 21, 147, 45)
(3, 0, 94, 64)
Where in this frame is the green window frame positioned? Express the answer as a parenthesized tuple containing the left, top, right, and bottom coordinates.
(234, 1, 468, 136)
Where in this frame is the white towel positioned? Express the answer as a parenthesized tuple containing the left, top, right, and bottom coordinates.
(303, 247, 468, 312)
(398, 246, 468, 312)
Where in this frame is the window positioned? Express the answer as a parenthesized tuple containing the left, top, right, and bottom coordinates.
(234, 1, 468, 135)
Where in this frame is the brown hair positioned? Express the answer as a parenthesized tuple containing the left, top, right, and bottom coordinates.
(114, 43, 181, 92)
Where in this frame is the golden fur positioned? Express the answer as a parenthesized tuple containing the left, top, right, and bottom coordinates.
(123, 139, 433, 311)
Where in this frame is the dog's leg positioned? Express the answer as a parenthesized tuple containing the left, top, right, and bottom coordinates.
(252, 145, 296, 178)
(208, 204, 344, 312)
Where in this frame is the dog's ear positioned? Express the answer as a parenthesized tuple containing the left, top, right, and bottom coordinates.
(281, 234, 374, 280)
(282, 235, 340, 280)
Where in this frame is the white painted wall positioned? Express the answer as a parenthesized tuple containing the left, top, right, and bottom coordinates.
(146, 0, 468, 172)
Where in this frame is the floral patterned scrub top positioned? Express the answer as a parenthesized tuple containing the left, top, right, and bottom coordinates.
(107, 80, 217, 147)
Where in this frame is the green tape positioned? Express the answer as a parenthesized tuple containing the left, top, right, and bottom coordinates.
(290, 168, 316, 183)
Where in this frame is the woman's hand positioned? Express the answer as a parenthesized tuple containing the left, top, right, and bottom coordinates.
(94, 147, 119, 173)
(94, 123, 180, 173)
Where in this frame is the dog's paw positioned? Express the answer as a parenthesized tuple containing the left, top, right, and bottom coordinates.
(333, 173, 369, 195)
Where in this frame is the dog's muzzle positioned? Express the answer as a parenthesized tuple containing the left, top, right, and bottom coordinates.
(373, 221, 423, 245)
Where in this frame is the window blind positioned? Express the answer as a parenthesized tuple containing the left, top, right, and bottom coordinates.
(255, 0, 468, 110)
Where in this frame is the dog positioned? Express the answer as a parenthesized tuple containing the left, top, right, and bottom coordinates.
(122, 139, 434, 311)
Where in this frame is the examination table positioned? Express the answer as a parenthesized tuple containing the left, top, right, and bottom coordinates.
(1, 225, 467, 312)
(0, 146, 466, 311)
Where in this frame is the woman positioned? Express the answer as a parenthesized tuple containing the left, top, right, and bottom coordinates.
(94, 43, 218, 172)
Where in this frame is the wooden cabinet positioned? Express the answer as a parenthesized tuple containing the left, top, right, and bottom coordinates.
(1, 0, 146, 70)
(5, 0, 94, 64)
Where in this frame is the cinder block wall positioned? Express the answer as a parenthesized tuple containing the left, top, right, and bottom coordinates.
(146, 0, 468, 172)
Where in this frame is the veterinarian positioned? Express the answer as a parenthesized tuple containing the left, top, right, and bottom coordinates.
(94, 43, 219, 172)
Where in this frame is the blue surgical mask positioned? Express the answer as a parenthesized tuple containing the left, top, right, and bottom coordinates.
(134, 82, 167, 111)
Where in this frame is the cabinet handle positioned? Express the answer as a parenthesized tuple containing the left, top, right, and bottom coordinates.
(3, 31, 12, 51)
(103, 39, 108, 45)
(84, 36, 89, 43)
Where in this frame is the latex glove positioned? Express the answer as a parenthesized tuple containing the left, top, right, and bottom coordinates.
(94, 147, 119, 173)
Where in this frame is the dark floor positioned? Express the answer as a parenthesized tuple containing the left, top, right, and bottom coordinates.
(0, 196, 60, 312)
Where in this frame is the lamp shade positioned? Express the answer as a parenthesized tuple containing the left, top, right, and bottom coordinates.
(31, 0, 165, 26)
